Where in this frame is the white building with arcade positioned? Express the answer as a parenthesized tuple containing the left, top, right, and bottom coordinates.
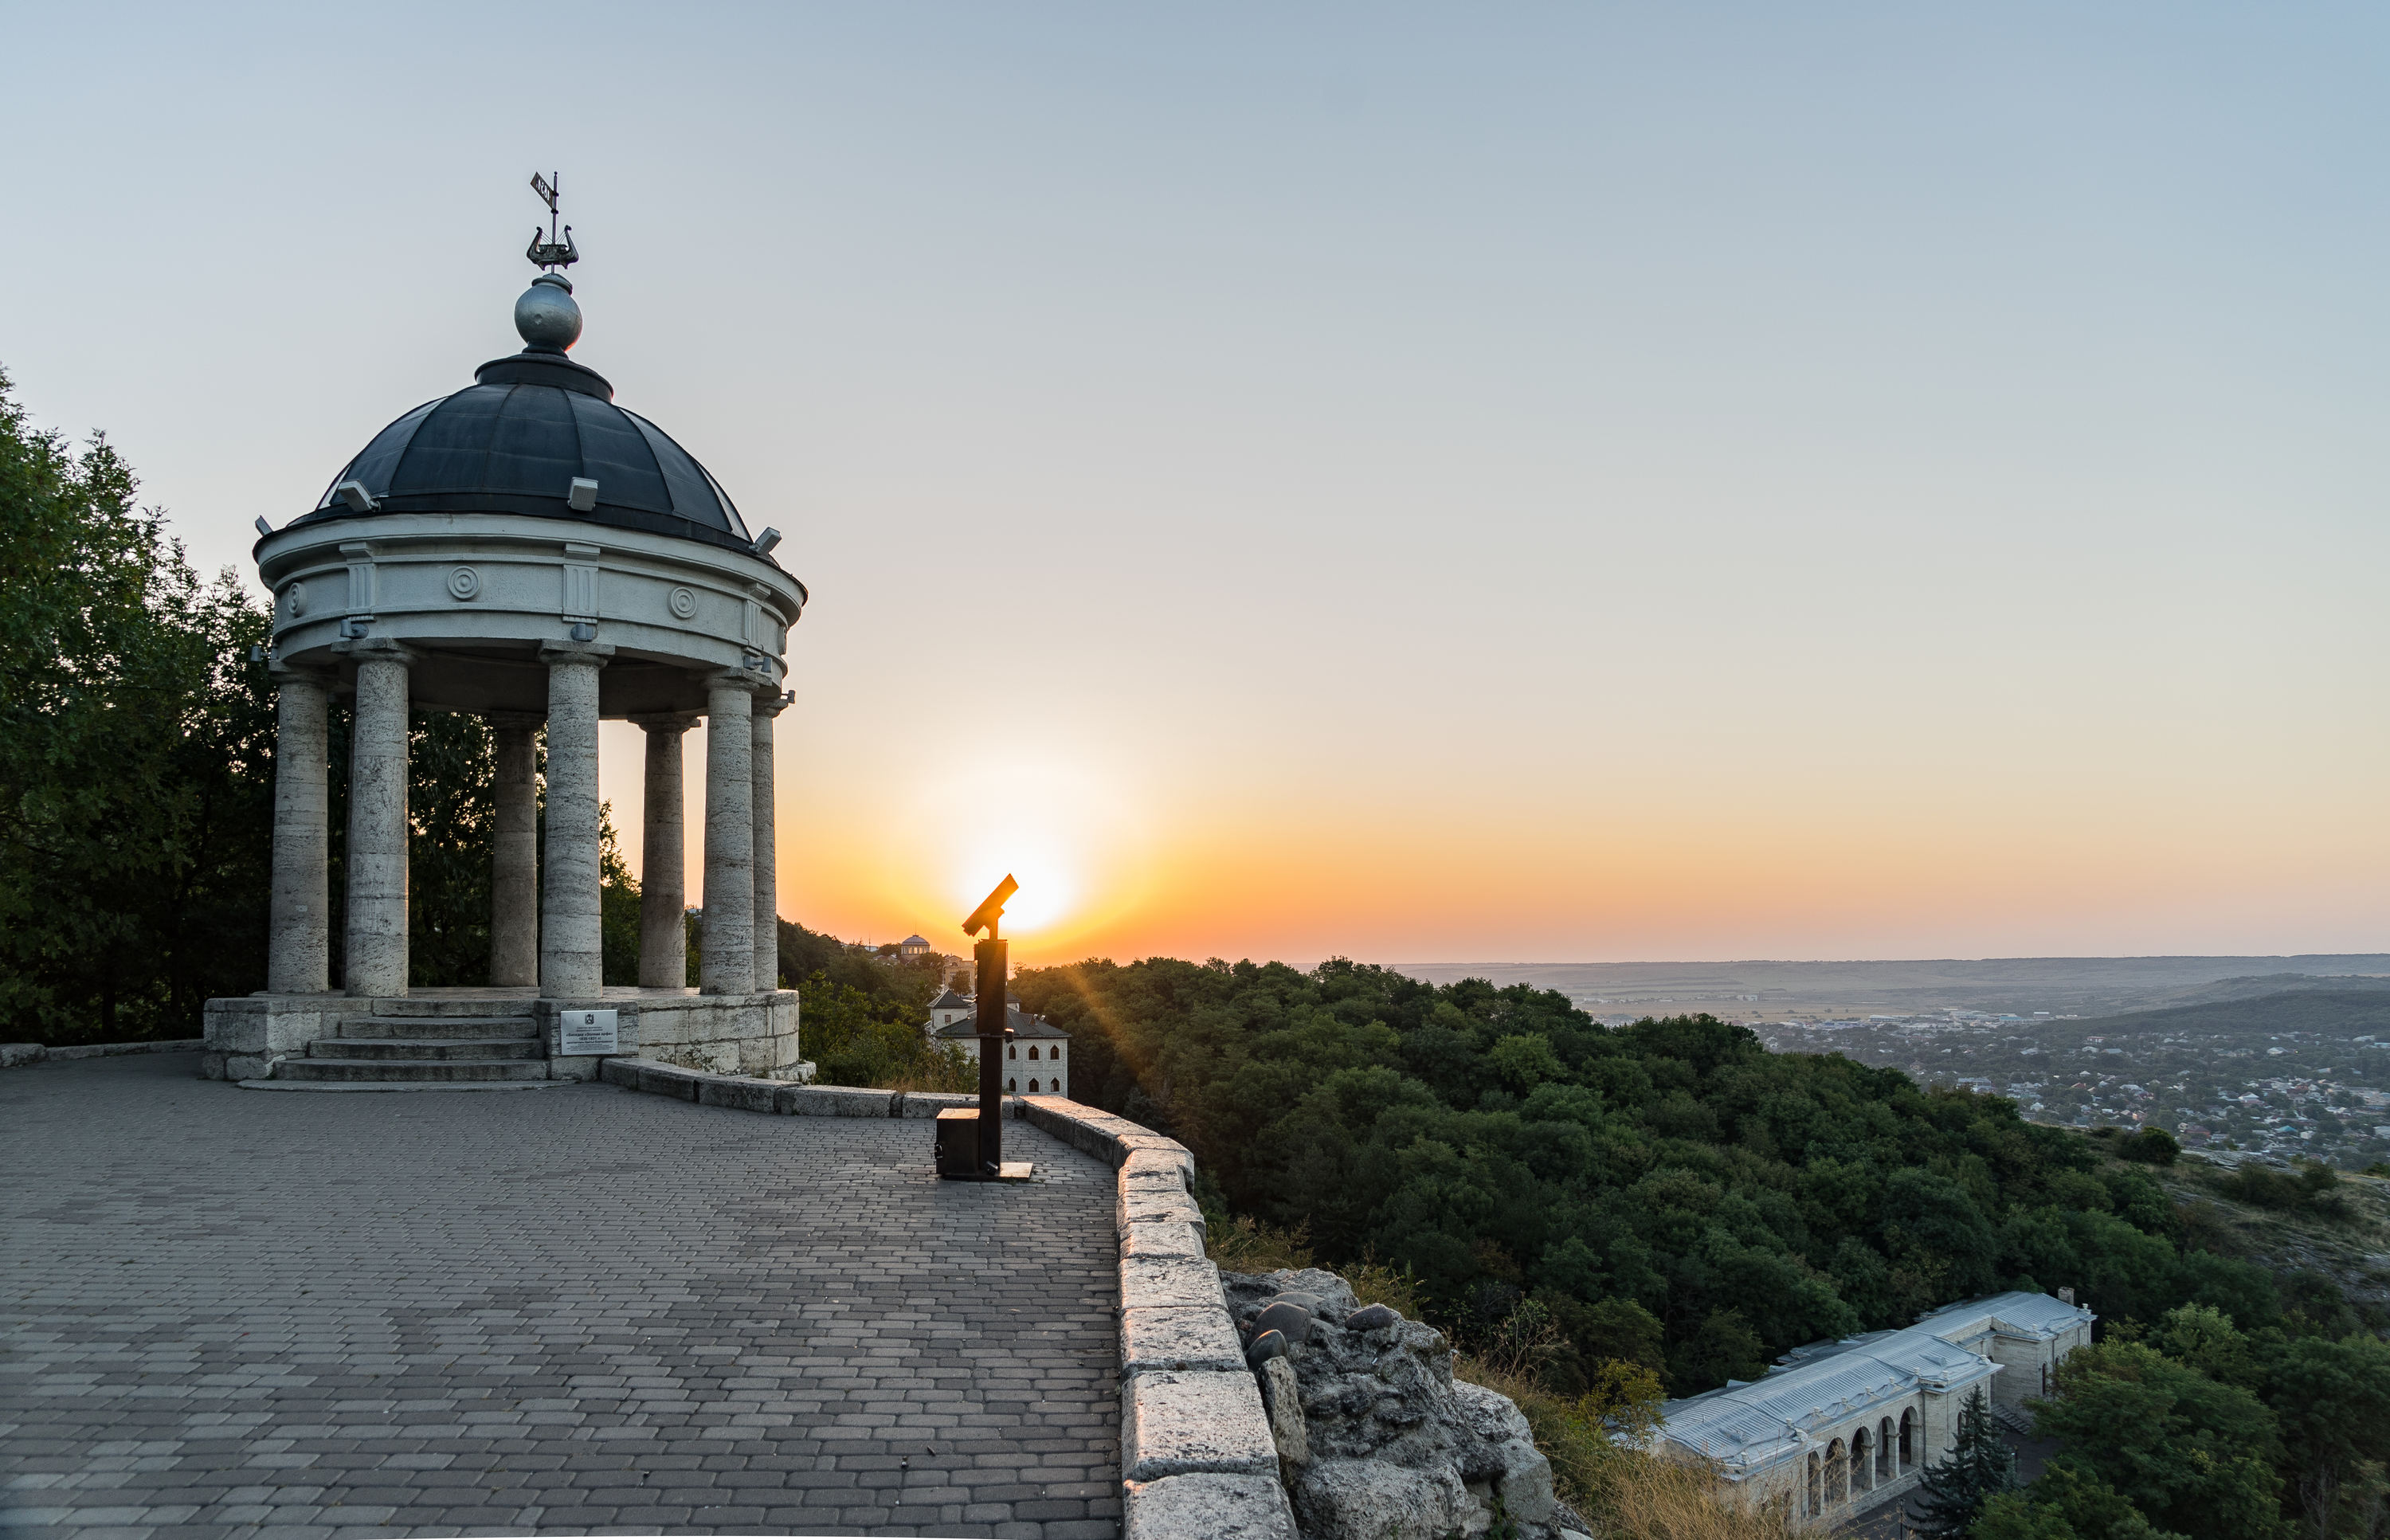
(1654, 1290, 2094, 1530)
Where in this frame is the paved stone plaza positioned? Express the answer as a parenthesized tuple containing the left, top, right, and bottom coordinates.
(2, 1054, 1122, 1539)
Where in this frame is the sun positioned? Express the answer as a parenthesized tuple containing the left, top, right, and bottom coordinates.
(888, 753, 1146, 947)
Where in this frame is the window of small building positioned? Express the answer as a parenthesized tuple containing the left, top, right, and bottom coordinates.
(1028, 1079, 1040, 1093)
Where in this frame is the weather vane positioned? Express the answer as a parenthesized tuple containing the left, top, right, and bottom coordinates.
(526, 172, 578, 272)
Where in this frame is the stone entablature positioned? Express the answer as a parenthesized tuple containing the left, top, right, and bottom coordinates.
(1655, 1289, 2094, 1530)
(258, 514, 797, 717)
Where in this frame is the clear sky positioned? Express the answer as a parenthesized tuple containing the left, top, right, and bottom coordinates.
(6, 4, 2386, 967)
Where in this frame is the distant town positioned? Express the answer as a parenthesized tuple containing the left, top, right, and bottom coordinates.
(1733, 1009, 2390, 1169)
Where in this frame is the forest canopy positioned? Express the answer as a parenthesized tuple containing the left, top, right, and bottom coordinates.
(1011, 956, 2372, 1397)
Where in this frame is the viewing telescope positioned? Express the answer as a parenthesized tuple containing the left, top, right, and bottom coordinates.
(935, 875, 1032, 1181)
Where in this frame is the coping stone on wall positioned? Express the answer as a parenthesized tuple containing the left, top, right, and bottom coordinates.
(1123, 1471, 1299, 1540)
(778, 1083, 901, 1118)
(6, 1037, 209, 1069)
(1123, 1369, 1283, 1482)
(1123, 1305, 1250, 1376)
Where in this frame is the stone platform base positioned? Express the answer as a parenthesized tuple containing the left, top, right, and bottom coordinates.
(202, 986, 805, 1085)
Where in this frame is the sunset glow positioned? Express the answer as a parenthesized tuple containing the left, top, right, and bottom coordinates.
(17, 7, 2390, 970)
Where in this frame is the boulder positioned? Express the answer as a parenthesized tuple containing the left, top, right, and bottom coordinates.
(1252, 1299, 1314, 1346)
(1222, 1267, 1564, 1540)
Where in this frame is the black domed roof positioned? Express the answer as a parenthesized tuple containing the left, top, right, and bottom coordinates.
(299, 349, 757, 555)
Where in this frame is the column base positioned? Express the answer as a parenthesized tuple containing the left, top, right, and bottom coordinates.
(202, 987, 804, 1086)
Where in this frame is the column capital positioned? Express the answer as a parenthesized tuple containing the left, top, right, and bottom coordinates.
(707, 667, 775, 696)
(630, 711, 703, 733)
(267, 660, 333, 686)
(331, 637, 421, 666)
(483, 710, 547, 731)
(539, 640, 617, 668)
(755, 689, 793, 719)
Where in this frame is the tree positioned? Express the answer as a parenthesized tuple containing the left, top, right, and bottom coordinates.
(1973, 1464, 2188, 1540)
(2033, 1342, 2288, 1540)
(1906, 1386, 2016, 1537)
(406, 712, 497, 986)
(1666, 1308, 1768, 1393)
(0, 367, 274, 1041)
(2261, 1333, 2390, 1540)
(598, 804, 639, 986)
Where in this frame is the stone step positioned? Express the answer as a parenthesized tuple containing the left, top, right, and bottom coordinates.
(346, 997, 544, 1019)
(275, 1058, 550, 1083)
(311, 1037, 546, 1062)
(336, 1015, 539, 1041)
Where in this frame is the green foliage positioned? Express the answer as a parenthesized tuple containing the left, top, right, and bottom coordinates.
(2034, 1339, 2289, 1540)
(598, 804, 639, 987)
(2262, 1331, 2390, 1539)
(0, 368, 275, 1041)
(1975, 1464, 2189, 1540)
(795, 960, 970, 1091)
(2216, 1162, 2354, 1222)
(1906, 1386, 2018, 1537)
(1009, 955, 2294, 1398)
(406, 712, 496, 987)
(2117, 1127, 2183, 1166)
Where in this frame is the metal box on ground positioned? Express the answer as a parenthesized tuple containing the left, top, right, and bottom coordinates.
(934, 1107, 1033, 1181)
(935, 1108, 981, 1177)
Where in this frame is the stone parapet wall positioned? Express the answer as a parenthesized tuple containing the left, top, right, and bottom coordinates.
(0, 1039, 206, 1068)
(598, 1058, 1299, 1539)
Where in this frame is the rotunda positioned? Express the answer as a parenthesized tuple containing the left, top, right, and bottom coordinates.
(203, 241, 808, 1086)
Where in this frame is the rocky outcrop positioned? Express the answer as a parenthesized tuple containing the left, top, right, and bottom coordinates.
(1221, 1267, 1574, 1540)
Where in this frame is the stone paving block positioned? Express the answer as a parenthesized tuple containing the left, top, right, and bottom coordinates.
(3, 1051, 1124, 1538)
(1119, 1371, 1277, 1483)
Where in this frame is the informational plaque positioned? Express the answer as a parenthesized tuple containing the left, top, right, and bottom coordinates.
(558, 1009, 619, 1056)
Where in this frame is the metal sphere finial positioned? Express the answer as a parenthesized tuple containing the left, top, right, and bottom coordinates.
(515, 170, 583, 353)
(515, 273, 582, 353)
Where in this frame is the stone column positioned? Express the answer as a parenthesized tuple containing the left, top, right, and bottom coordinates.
(339, 639, 417, 997)
(699, 674, 756, 994)
(265, 664, 331, 994)
(488, 712, 543, 987)
(632, 711, 699, 989)
(538, 641, 614, 997)
(751, 692, 787, 992)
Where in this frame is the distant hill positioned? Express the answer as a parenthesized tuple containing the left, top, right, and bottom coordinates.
(2051, 988, 2390, 1044)
(1388, 956, 2390, 1018)
(2137, 973, 2390, 1012)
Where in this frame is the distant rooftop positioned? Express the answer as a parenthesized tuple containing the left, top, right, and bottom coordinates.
(931, 1005, 1071, 1041)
